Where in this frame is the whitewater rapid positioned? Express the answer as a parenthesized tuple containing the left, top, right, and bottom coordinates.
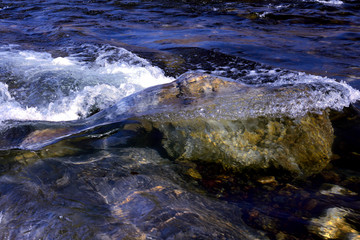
(0, 44, 174, 123)
(1, 44, 360, 125)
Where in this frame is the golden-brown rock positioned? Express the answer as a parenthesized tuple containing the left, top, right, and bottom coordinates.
(140, 73, 334, 178)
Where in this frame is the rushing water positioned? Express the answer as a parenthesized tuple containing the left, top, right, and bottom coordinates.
(1, 0, 360, 239)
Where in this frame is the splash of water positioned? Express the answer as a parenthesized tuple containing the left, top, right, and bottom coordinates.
(1, 44, 359, 125)
(0, 44, 174, 123)
(314, 0, 344, 5)
(304, 0, 344, 5)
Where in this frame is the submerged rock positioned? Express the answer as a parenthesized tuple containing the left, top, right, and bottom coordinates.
(131, 73, 334, 178)
(12, 73, 335, 179)
(0, 148, 269, 240)
(154, 113, 333, 178)
(309, 207, 360, 239)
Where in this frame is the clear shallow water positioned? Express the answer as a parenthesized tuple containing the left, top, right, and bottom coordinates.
(1, 0, 360, 239)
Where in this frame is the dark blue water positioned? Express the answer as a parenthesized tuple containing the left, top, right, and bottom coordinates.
(1, 0, 360, 239)
(1, 0, 359, 80)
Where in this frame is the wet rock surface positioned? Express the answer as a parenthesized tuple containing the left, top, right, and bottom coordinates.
(5, 73, 335, 180)
(3, 73, 335, 180)
(155, 113, 333, 179)
(135, 73, 334, 179)
(2, 72, 358, 240)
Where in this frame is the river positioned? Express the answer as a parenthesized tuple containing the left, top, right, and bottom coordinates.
(0, 0, 360, 239)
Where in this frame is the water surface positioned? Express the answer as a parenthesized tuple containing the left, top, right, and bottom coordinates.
(1, 0, 360, 239)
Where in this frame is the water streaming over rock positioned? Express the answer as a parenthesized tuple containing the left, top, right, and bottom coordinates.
(1, 0, 360, 239)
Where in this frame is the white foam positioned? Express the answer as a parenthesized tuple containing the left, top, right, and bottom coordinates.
(0, 82, 12, 103)
(1, 44, 359, 123)
(257, 12, 270, 18)
(103, 70, 360, 123)
(267, 72, 360, 106)
(0, 44, 174, 123)
(246, 71, 360, 117)
(307, 0, 343, 5)
(209, 65, 360, 118)
(52, 57, 75, 66)
(0, 82, 43, 122)
(318, 0, 343, 5)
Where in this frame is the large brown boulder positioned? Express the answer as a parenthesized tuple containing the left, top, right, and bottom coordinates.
(136, 73, 334, 178)
(15, 73, 334, 178)
(154, 114, 333, 178)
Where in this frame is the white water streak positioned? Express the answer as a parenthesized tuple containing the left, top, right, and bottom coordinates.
(0, 45, 174, 123)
